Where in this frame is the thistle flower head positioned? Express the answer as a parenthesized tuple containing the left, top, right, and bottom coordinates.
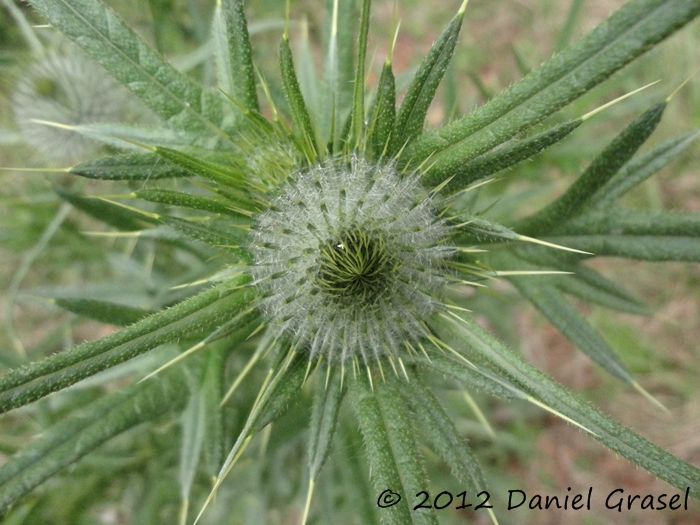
(250, 156, 453, 364)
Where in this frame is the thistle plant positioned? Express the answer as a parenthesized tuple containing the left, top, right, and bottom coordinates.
(1, 0, 700, 524)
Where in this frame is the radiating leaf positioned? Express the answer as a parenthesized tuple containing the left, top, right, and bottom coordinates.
(553, 264, 652, 316)
(423, 352, 523, 401)
(201, 348, 225, 477)
(543, 235, 700, 262)
(518, 102, 666, 234)
(400, 371, 485, 493)
(349, 0, 371, 149)
(430, 313, 700, 498)
(0, 363, 191, 512)
(54, 122, 210, 151)
(508, 273, 634, 383)
(54, 297, 154, 326)
(151, 146, 248, 190)
(414, 0, 700, 184)
(279, 36, 319, 158)
(70, 153, 191, 181)
(56, 187, 155, 231)
(215, 0, 259, 114)
(297, 17, 322, 126)
(0, 277, 254, 413)
(308, 366, 345, 480)
(250, 352, 308, 432)
(203, 350, 307, 518)
(348, 374, 439, 525)
(134, 189, 248, 218)
(179, 386, 206, 504)
(441, 119, 582, 193)
(321, 0, 356, 149)
(160, 216, 247, 253)
(591, 129, 700, 207)
(492, 250, 634, 382)
(368, 60, 397, 159)
(554, 210, 700, 237)
(390, 1, 467, 156)
(335, 424, 380, 525)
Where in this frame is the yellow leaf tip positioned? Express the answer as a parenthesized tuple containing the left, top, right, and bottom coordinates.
(632, 381, 669, 414)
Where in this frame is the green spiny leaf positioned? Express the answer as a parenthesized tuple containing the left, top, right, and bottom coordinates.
(507, 271, 634, 383)
(336, 424, 380, 525)
(553, 210, 700, 237)
(70, 153, 191, 181)
(56, 187, 155, 231)
(454, 215, 553, 247)
(542, 235, 700, 262)
(368, 60, 397, 159)
(279, 36, 319, 158)
(322, 0, 356, 150)
(348, 373, 439, 525)
(422, 352, 523, 401)
(160, 216, 248, 254)
(440, 119, 582, 193)
(134, 189, 249, 218)
(0, 292, 256, 414)
(349, 0, 371, 149)
(0, 363, 191, 512)
(400, 370, 485, 493)
(206, 349, 307, 512)
(591, 129, 700, 207)
(0, 278, 253, 413)
(413, 0, 700, 183)
(0, 389, 127, 488)
(55, 122, 211, 151)
(508, 258, 656, 316)
(518, 102, 666, 234)
(492, 250, 635, 382)
(251, 351, 308, 433)
(216, 0, 259, 114)
(54, 297, 155, 326)
(202, 348, 226, 477)
(390, 1, 467, 156)
(554, 270, 653, 316)
(297, 18, 322, 127)
(308, 366, 345, 480)
(431, 312, 700, 497)
(151, 146, 247, 189)
(179, 384, 206, 504)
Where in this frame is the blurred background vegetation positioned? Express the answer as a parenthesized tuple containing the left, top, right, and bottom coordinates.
(0, 0, 699, 523)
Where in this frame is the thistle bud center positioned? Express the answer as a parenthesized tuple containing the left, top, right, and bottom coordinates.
(316, 227, 392, 304)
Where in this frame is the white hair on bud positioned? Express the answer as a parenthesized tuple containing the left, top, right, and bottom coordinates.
(250, 156, 454, 364)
